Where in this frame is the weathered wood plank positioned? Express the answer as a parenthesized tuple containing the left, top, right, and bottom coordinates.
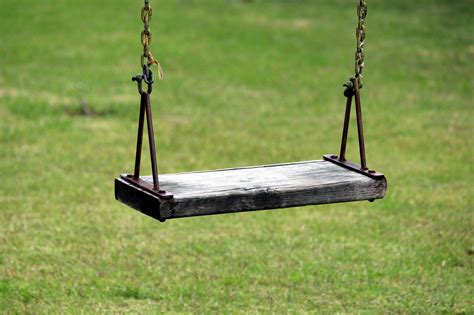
(115, 160, 387, 221)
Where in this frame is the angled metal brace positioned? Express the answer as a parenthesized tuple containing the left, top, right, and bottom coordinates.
(121, 73, 173, 208)
(324, 77, 384, 180)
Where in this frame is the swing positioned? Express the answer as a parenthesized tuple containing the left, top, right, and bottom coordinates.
(115, 0, 387, 222)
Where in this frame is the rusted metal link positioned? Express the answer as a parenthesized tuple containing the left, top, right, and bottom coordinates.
(132, 68, 154, 95)
(355, 0, 367, 89)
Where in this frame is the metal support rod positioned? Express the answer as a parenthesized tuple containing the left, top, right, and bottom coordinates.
(352, 77, 368, 170)
(133, 94, 147, 179)
(338, 93, 353, 161)
(143, 92, 161, 190)
(122, 84, 173, 200)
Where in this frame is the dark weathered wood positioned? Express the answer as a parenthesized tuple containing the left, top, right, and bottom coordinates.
(115, 160, 387, 221)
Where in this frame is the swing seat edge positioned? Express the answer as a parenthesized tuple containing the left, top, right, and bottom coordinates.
(114, 159, 387, 221)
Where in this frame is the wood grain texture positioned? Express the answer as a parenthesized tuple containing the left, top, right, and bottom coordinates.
(115, 160, 387, 221)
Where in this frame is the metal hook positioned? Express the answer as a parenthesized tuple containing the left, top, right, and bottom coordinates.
(343, 80, 354, 98)
(132, 69, 153, 95)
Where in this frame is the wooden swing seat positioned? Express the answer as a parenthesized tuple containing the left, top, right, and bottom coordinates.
(115, 160, 387, 221)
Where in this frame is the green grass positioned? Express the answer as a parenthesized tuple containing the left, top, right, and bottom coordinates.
(1, 0, 473, 313)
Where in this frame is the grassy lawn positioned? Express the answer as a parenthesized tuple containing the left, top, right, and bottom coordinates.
(1, 0, 473, 313)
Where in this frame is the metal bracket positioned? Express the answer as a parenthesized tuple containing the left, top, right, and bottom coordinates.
(126, 73, 173, 203)
(121, 174, 173, 199)
(324, 77, 384, 180)
(323, 154, 384, 179)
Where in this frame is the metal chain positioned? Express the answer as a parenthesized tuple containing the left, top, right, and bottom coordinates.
(140, 0, 163, 80)
(355, 0, 367, 88)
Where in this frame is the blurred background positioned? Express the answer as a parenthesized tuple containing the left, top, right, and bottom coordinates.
(1, 0, 472, 312)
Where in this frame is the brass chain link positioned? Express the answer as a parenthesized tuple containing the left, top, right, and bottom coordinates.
(138, 1, 365, 86)
(140, 0, 163, 80)
(355, 0, 367, 88)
